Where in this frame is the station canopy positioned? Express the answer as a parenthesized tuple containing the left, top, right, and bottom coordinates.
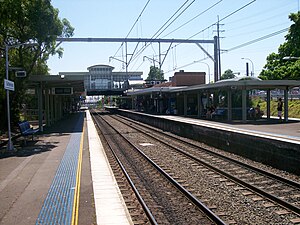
(28, 74, 85, 95)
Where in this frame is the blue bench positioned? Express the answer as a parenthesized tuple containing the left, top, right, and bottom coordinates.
(211, 109, 226, 120)
(18, 121, 39, 143)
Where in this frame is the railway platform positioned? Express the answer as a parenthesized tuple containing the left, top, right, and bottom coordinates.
(0, 111, 132, 225)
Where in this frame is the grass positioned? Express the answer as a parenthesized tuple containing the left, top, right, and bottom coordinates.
(251, 98, 300, 118)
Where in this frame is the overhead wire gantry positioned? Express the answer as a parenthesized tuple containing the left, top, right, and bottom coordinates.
(57, 37, 220, 82)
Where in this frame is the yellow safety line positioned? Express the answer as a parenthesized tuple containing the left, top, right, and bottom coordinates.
(72, 125, 85, 225)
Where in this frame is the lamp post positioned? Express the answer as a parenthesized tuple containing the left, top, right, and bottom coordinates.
(5, 42, 36, 151)
(194, 61, 210, 84)
(241, 58, 254, 77)
(5, 44, 14, 151)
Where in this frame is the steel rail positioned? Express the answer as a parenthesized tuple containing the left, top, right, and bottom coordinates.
(94, 112, 226, 225)
(112, 114, 300, 215)
(91, 111, 158, 225)
(115, 114, 300, 188)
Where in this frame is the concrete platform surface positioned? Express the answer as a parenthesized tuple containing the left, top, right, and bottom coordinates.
(0, 113, 96, 225)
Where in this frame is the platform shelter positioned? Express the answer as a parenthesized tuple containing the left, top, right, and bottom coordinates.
(28, 74, 85, 131)
(126, 77, 300, 123)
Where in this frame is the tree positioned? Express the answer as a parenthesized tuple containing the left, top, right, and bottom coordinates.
(221, 69, 235, 80)
(260, 11, 300, 80)
(0, 0, 74, 131)
(146, 66, 164, 80)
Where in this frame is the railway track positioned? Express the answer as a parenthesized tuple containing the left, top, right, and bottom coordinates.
(92, 110, 300, 224)
(91, 110, 226, 225)
(112, 114, 300, 212)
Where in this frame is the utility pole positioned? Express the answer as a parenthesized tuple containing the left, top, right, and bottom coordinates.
(214, 16, 224, 81)
(217, 16, 221, 81)
(214, 36, 218, 82)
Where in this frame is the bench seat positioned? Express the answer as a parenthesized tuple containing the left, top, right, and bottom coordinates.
(18, 121, 39, 143)
(212, 109, 226, 120)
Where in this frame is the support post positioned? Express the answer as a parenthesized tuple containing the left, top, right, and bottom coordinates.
(214, 36, 218, 82)
(227, 89, 232, 121)
(50, 93, 54, 125)
(45, 88, 50, 127)
(5, 45, 13, 150)
(183, 93, 187, 116)
(284, 87, 288, 122)
(267, 89, 271, 119)
(158, 42, 162, 69)
(197, 92, 202, 118)
(38, 82, 43, 132)
(242, 89, 247, 123)
(217, 16, 221, 80)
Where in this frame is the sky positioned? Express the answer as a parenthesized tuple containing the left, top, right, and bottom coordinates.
(48, 0, 299, 83)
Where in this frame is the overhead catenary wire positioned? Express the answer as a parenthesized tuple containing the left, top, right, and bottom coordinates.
(150, 0, 192, 39)
(189, 0, 257, 40)
(158, 0, 224, 41)
(159, 0, 257, 59)
(162, 0, 223, 38)
(129, 0, 196, 66)
(164, 26, 289, 74)
(226, 22, 290, 39)
(130, 0, 257, 74)
(225, 1, 296, 26)
(226, 10, 294, 33)
(128, 0, 289, 78)
(227, 27, 289, 52)
(152, 0, 196, 39)
(112, 0, 151, 59)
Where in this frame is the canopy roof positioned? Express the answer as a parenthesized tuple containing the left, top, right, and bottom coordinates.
(127, 79, 300, 95)
(28, 74, 85, 94)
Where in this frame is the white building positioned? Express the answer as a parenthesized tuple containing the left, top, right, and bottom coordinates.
(59, 64, 143, 95)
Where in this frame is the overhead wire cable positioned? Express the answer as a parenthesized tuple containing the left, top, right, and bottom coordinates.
(153, 0, 196, 39)
(129, 0, 193, 65)
(112, 0, 151, 59)
(149, 0, 192, 39)
(134, 0, 256, 73)
(225, 1, 296, 26)
(163, 0, 223, 38)
(136, 0, 221, 66)
(129, 0, 195, 67)
(159, 0, 257, 56)
(226, 22, 290, 38)
(166, 27, 288, 74)
(226, 27, 289, 52)
(165, 27, 289, 74)
(226, 12, 293, 32)
(190, 0, 257, 39)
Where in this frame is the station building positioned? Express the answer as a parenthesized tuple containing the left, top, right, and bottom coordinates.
(59, 64, 143, 95)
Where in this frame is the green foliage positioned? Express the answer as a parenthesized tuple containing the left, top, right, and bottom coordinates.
(260, 12, 300, 80)
(0, 0, 74, 131)
(221, 69, 235, 80)
(251, 98, 300, 118)
(146, 66, 164, 80)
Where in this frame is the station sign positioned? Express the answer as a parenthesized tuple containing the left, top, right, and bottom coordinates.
(4, 79, 15, 91)
(15, 71, 27, 77)
(52, 87, 73, 95)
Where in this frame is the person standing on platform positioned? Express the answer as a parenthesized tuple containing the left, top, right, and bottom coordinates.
(277, 98, 283, 121)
